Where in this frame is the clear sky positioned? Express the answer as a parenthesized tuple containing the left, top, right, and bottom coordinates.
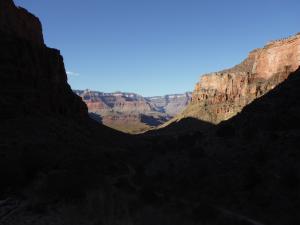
(14, 0, 300, 96)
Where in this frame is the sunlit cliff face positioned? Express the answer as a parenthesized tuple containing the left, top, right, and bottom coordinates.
(180, 34, 300, 124)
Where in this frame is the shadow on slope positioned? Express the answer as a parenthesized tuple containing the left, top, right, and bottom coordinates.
(145, 117, 216, 136)
(140, 114, 170, 127)
(219, 66, 300, 135)
(88, 112, 103, 123)
(139, 67, 300, 225)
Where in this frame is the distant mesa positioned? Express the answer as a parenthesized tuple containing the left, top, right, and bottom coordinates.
(74, 90, 192, 133)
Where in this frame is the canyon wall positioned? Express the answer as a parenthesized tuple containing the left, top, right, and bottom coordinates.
(0, 0, 88, 120)
(180, 34, 300, 124)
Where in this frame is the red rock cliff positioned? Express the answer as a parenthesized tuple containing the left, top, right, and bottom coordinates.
(181, 34, 300, 124)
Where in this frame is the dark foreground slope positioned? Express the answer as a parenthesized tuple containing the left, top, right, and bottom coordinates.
(139, 67, 300, 225)
(4, 66, 299, 225)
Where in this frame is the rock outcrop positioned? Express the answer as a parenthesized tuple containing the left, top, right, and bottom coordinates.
(180, 33, 300, 124)
(74, 90, 191, 133)
(0, 0, 88, 120)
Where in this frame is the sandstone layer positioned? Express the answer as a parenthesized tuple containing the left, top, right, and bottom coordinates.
(180, 34, 300, 124)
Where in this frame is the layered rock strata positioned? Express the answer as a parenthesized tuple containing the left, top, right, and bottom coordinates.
(74, 90, 191, 133)
(181, 33, 300, 124)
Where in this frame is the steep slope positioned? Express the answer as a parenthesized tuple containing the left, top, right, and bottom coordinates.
(178, 33, 300, 124)
(74, 90, 191, 133)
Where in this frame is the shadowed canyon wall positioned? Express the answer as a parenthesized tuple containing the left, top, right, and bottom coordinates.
(0, 0, 44, 45)
(0, 0, 88, 120)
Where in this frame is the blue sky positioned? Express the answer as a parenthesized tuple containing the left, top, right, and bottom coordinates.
(15, 0, 300, 96)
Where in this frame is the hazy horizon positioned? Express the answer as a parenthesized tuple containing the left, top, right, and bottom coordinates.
(14, 0, 300, 96)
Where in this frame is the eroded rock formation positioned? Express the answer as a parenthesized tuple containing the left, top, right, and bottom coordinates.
(181, 33, 300, 124)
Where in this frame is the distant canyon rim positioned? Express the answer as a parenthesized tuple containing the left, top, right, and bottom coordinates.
(74, 90, 192, 133)
(75, 32, 300, 133)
